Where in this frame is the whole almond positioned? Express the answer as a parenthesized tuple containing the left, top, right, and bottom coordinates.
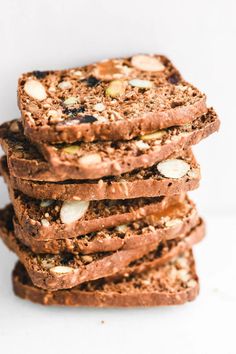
(131, 55, 165, 72)
(60, 200, 89, 224)
(24, 79, 47, 101)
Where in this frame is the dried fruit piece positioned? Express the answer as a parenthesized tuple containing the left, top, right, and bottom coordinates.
(24, 79, 47, 101)
(62, 145, 80, 155)
(63, 106, 85, 116)
(140, 130, 166, 141)
(58, 81, 72, 89)
(94, 103, 105, 112)
(93, 60, 125, 80)
(79, 115, 97, 124)
(105, 80, 127, 98)
(168, 73, 180, 84)
(79, 153, 102, 167)
(129, 79, 153, 89)
(131, 55, 165, 72)
(86, 76, 101, 87)
(60, 200, 89, 224)
(63, 97, 78, 106)
(157, 159, 190, 179)
(50, 266, 74, 275)
(32, 71, 49, 79)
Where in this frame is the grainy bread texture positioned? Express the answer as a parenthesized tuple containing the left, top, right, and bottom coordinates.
(0, 109, 219, 181)
(0, 150, 200, 200)
(18, 54, 207, 144)
(6, 181, 184, 240)
(12, 250, 199, 307)
(3, 197, 199, 254)
(0, 207, 205, 291)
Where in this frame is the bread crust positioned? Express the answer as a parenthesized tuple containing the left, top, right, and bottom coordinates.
(0, 109, 219, 181)
(0, 150, 200, 200)
(17, 55, 207, 144)
(0, 206, 205, 291)
(12, 250, 199, 307)
(7, 181, 184, 240)
(11, 198, 200, 254)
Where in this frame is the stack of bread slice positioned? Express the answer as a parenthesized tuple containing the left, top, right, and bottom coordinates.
(0, 55, 220, 307)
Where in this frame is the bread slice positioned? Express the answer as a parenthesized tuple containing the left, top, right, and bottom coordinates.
(17, 54, 207, 144)
(2, 195, 199, 254)
(5, 177, 185, 239)
(0, 109, 219, 181)
(0, 149, 200, 200)
(12, 250, 199, 307)
(0, 209, 205, 290)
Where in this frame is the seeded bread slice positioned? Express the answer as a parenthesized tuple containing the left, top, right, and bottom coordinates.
(5, 196, 199, 254)
(18, 54, 207, 144)
(13, 250, 199, 307)
(0, 150, 200, 200)
(0, 208, 204, 290)
(0, 109, 219, 181)
(6, 179, 184, 239)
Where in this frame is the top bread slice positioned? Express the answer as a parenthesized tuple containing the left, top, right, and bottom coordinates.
(18, 54, 207, 144)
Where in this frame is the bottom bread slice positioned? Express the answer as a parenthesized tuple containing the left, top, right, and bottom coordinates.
(12, 250, 199, 307)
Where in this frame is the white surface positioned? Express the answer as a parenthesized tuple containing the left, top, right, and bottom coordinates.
(0, 0, 235, 353)
(0, 216, 235, 354)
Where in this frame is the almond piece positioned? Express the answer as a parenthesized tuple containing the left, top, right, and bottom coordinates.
(62, 145, 80, 155)
(60, 200, 89, 224)
(177, 269, 190, 282)
(24, 79, 47, 101)
(9, 120, 20, 133)
(41, 219, 50, 227)
(165, 218, 182, 228)
(47, 110, 61, 119)
(135, 140, 150, 150)
(50, 266, 74, 275)
(79, 153, 102, 167)
(131, 55, 165, 72)
(63, 97, 78, 106)
(94, 103, 105, 112)
(58, 81, 72, 89)
(157, 159, 190, 179)
(129, 79, 153, 89)
(40, 200, 53, 208)
(140, 130, 166, 141)
(115, 224, 128, 233)
(187, 279, 197, 288)
(81, 255, 93, 264)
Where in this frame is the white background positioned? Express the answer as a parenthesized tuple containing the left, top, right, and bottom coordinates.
(0, 0, 235, 353)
